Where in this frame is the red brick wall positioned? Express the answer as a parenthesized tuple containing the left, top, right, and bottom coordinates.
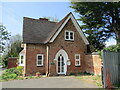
(25, 44, 47, 75)
(48, 19, 87, 75)
(7, 57, 18, 69)
(24, 19, 87, 76)
(85, 54, 102, 75)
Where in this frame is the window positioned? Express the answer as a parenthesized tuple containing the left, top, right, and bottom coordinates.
(75, 54, 80, 66)
(37, 54, 43, 66)
(65, 31, 74, 40)
(19, 54, 24, 66)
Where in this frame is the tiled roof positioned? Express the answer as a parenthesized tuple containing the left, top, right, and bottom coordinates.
(23, 12, 71, 44)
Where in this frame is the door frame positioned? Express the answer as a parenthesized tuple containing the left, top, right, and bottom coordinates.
(54, 49, 69, 75)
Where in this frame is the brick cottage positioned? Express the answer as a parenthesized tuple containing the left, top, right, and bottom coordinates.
(19, 12, 101, 76)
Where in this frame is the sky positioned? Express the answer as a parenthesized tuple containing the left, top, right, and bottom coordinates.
(1, 1, 116, 46)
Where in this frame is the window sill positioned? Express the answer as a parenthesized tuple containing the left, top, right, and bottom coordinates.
(36, 65, 44, 67)
(75, 65, 81, 67)
(19, 64, 24, 66)
(65, 39, 74, 41)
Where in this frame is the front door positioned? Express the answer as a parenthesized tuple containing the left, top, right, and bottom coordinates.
(57, 54, 66, 74)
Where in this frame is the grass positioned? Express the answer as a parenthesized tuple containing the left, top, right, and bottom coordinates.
(0, 75, 45, 82)
(75, 75, 102, 87)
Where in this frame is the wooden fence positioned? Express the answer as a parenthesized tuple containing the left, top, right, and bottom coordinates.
(102, 50, 120, 88)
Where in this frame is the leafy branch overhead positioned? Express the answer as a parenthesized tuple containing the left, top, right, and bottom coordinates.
(0, 25, 11, 53)
(70, 2, 120, 51)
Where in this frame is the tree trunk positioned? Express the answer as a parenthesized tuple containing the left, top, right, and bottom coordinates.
(116, 31, 120, 44)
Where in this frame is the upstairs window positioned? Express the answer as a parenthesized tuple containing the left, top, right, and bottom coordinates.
(37, 54, 43, 66)
(65, 31, 74, 41)
(75, 54, 80, 66)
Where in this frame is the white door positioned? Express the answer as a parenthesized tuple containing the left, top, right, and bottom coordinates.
(57, 54, 66, 74)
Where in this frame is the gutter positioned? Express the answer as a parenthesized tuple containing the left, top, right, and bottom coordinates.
(46, 45, 49, 76)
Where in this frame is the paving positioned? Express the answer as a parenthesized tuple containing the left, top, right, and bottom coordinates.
(2, 76, 98, 88)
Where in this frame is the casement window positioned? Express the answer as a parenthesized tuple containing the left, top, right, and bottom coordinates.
(36, 54, 43, 66)
(75, 54, 80, 66)
(65, 31, 74, 40)
(19, 54, 24, 66)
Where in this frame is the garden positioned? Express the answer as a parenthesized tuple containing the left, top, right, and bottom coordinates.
(0, 66, 42, 82)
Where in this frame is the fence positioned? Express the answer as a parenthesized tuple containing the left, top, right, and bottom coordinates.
(102, 50, 120, 88)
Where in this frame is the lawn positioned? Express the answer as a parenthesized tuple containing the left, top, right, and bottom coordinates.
(75, 75, 103, 87)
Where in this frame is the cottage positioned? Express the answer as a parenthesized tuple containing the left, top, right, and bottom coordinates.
(19, 12, 91, 76)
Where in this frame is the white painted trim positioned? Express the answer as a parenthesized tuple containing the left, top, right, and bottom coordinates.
(65, 30, 74, 41)
(50, 15, 71, 43)
(36, 54, 44, 66)
(19, 54, 24, 66)
(54, 49, 69, 75)
(75, 54, 81, 66)
(49, 13, 89, 45)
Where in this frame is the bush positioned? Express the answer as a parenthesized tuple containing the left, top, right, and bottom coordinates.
(69, 73, 76, 76)
(5, 68, 18, 74)
(84, 71, 94, 75)
(104, 44, 120, 52)
(1, 66, 23, 80)
(2, 72, 17, 80)
(16, 66, 23, 75)
(5, 66, 23, 76)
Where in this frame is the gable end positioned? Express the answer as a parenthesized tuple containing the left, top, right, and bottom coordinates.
(49, 13, 89, 45)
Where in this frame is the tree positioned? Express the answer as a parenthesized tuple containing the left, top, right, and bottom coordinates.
(42, 16, 59, 22)
(70, 2, 120, 50)
(0, 25, 10, 53)
(2, 34, 22, 67)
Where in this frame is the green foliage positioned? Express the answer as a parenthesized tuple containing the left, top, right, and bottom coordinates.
(36, 72, 40, 74)
(69, 73, 76, 76)
(70, 2, 120, 51)
(104, 44, 120, 52)
(1, 67, 23, 80)
(77, 72, 83, 75)
(83, 71, 94, 75)
(5, 67, 23, 76)
(2, 34, 22, 67)
(2, 72, 17, 80)
(0, 24, 11, 53)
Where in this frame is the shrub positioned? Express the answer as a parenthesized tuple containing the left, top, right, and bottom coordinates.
(84, 71, 94, 75)
(69, 73, 76, 76)
(5, 68, 18, 74)
(77, 72, 83, 75)
(2, 72, 17, 80)
(16, 66, 23, 76)
(104, 44, 120, 52)
(5, 66, 23, 76)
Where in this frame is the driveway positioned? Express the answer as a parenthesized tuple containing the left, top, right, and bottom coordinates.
(2, 76, 98, 88)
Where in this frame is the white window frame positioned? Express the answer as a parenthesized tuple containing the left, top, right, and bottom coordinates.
(75, 54, 80, 66)
(19, 54, 24, 66)
(36, 54, 44, 66)
(65, 30, 74, 41)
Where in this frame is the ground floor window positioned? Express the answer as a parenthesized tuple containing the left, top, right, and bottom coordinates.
(19, 54, 24, 66)
(75, 54, 80, 66)
(36, 54, 44, 66)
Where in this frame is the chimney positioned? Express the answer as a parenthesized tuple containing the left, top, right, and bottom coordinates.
(39, 18, 48, 21)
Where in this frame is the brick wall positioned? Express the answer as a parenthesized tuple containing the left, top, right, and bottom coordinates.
(25, 44, 47, 76)
(23, 18, 102, 76)
(7, 57, 18, 69)
(48, 19, 87, 75)
(85, 54, 102, 75)
(24, 19, 87, 76)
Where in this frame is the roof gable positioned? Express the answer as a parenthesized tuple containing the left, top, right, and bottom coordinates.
(49, 13, 89, 45)
(23, 12, 89, 45)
